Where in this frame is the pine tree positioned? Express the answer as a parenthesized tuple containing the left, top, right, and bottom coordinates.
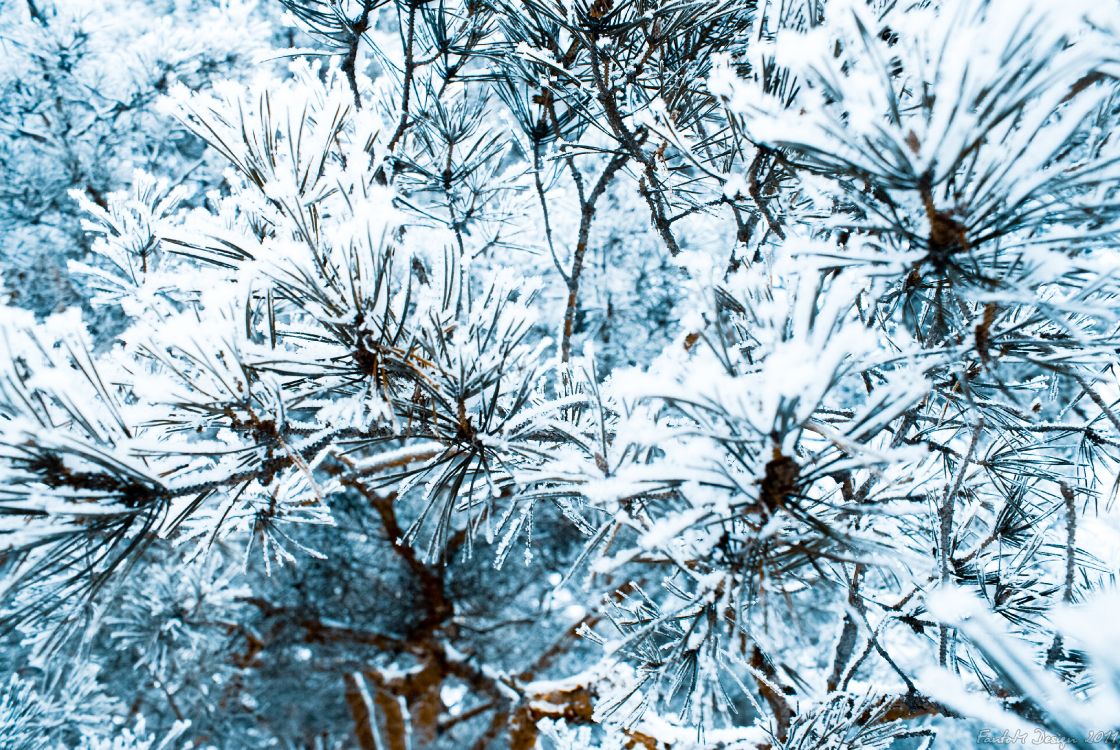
(2, 0, 1120, 747)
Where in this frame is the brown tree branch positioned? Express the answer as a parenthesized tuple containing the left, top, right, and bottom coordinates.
(561, 151, 629, 362)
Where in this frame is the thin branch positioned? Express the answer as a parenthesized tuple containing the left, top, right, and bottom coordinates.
(341, 2, 374, 109)
(26, 0, 48, 25)
(387, 1, 419, 152)
(939, 419, 983, 666)
(561, 151, 629, 362)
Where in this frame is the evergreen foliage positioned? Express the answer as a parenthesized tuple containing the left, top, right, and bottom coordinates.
(2, 0, 1120, 747)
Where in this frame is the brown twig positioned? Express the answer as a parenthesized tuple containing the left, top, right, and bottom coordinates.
(561, 151, 629, 362)
(341, 2, 374, 109)
(387, 1, 419, 152)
